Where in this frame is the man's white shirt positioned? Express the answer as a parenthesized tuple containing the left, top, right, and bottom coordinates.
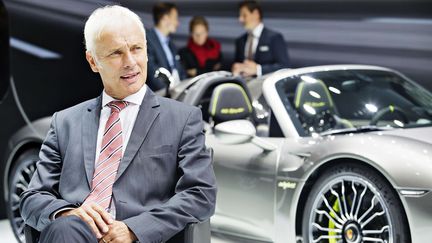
(97, 85, 147, 159)
(244, 23, 264, 76)
(244, 22, 264, 58)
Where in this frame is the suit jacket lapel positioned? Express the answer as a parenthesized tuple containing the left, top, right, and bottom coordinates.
(239, 33, 247, 61)
(82, 96, 102, 188)
(115, 88, 160, 181)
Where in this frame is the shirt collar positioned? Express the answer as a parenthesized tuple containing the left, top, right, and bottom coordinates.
(154, 27, 169, 44)
(251, 23, 264, 38)
(102, 85, 147, 108)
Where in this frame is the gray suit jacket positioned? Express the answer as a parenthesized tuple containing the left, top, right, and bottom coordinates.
(20, 87, 217, 243)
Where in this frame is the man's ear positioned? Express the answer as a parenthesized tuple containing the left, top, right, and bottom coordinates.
(144, 41, 148, 62)
(160, 15, 169, 28)
(252, 9, 260, 20)
(86, 51, 99, 73)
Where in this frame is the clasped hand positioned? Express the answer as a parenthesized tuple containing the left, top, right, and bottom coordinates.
(58, 202, 137, 243)
(232, 60, 258, 77)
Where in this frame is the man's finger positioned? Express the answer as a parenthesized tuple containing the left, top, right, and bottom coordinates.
(101, 236, 111, 243)
(87, 208, 109, 234)
(91, 203, 114, 224)
(82, 204, 109, 234)
(104, 221, 135, 243)
(80, 213, 103, 239)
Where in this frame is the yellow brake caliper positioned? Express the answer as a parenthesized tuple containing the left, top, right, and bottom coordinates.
(328, 199, 340, 243)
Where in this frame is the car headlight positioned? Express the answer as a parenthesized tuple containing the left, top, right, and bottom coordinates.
(399, 189, 430, 197)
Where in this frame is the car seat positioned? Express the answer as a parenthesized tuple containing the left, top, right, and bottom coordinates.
(208, 83, 253, 126)
(294, 78, 352, 134)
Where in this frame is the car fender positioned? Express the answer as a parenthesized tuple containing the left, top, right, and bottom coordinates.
(3, 116, 50, 200)
(304, 133, 432, 190)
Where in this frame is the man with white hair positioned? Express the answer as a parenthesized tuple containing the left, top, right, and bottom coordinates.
(20, 5, 216, 243)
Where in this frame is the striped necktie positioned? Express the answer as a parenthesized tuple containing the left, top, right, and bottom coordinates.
(84, 100, 129, 211)
(246, 32, 254, 60)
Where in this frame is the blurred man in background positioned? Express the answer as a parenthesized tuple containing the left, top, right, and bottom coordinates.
(146, 2, 186, 90)
(232, 0, 290, 78)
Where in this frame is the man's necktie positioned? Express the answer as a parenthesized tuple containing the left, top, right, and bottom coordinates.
(246, 32, 254, 60)
(84, 100, 129, 211)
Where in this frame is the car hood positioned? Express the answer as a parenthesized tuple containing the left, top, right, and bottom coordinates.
(375, 126, 432, 145)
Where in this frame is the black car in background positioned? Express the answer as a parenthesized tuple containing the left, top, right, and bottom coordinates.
(0, 0, 8, 99)
(1, 0, 432, 242)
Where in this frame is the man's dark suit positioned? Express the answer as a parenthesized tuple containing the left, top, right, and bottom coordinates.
(234, 27, 290, 74)
(146, 28, 186, 91)
(20, 87, 217, 242)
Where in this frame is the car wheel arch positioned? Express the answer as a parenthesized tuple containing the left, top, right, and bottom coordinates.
(3, 140, 41, 201)
(294, 157, 411, 240)
(3, 116, 51, 201)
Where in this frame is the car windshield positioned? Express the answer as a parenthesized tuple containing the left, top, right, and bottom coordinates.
(275, 69, 432, 136)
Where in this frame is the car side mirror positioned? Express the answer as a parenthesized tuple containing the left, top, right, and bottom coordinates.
(214, 120, 256, 144)
(214, 120, 276, 152)
(154, 67, 174, 97)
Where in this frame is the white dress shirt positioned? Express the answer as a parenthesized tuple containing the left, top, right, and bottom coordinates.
(244, 23, 264, 76)
(97, 85, 147, 159)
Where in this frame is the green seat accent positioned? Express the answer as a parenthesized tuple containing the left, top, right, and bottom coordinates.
(208, 83, 253, 124)
(294, 79, 335, 112)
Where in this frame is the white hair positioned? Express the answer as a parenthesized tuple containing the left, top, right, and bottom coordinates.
(84, 5, 146, 53)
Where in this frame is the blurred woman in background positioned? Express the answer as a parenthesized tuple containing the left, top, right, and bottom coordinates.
(180, 16, 222, 77)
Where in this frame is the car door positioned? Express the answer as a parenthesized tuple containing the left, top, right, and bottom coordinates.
(207, 134, 283, 242)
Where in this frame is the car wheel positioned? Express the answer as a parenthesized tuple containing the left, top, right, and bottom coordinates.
(302, 163, 410, 243)
(7, 149, 39, 243)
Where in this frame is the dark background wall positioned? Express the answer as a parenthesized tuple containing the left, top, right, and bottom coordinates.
(6, 0, 432, 91)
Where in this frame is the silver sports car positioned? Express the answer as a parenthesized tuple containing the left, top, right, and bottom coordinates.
(168, 65, 432, 243)
(7, 65, 432, 243)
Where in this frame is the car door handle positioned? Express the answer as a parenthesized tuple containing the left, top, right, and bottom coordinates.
(290, 152, 311, 158)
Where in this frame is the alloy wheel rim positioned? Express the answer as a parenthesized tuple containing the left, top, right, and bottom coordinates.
(10, 160, 37, 243)
(308, 176, 393, 243)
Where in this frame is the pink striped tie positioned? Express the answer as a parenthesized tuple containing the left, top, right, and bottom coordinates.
(84, 100, 129, 211)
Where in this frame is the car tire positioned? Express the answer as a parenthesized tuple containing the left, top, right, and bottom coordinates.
(7, 149, 39, 243)
(302, 163, 410, 243)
